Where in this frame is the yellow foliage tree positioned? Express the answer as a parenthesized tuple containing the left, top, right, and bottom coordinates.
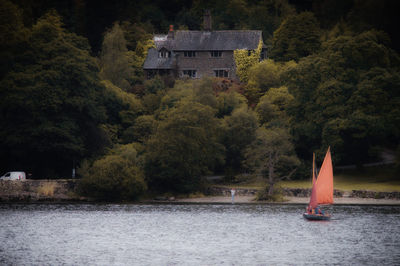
(233, 40, 263, 83)
(129, 38, 155, 83)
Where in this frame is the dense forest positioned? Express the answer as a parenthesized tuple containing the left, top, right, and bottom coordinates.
(1, 0, 399, 199)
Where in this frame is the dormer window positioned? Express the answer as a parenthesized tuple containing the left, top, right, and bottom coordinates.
(183, 51, 196, 57)
(159, 49, 171, 58)
(211, 51, 222, 57)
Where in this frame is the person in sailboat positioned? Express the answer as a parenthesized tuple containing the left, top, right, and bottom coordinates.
(315, 206, 324, 215)
(307, 205, 324, 215)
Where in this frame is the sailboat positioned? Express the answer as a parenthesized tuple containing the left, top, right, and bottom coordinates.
(303, 147, 334, 221)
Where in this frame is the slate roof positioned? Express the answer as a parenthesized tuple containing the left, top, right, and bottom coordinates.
(144, 30, 265, 70)
(143, 48, 175, 69)
(155, 30, 263, 51)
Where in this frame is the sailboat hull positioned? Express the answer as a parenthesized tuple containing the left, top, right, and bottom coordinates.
(303, 213, 331, 221)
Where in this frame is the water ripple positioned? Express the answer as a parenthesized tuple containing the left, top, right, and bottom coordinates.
(0, 204, 399, 265)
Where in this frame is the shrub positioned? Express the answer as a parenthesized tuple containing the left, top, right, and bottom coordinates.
(78, 144, 147, 201)
(256, 185, 285, 202)
(37, 182, 57, 196)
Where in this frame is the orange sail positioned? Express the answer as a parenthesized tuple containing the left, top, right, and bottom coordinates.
(308, 179, 318, 210)
(315, 147, 334, 204)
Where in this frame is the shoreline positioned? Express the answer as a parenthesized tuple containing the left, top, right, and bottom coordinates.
(173, 195, 400, 205)
(1, 180, 399, 205)
(1, 196, 399, 205)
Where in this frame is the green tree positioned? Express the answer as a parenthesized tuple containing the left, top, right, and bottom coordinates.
(244, 128, 300, 196)
(247, 0, 295, 40)
(216, 91, 247, 118)
(0, 0, 29, 79)
(122, 115, 157, 144)
(157, 80, 195, 114)
(245, 59, 296, 105)
(193, 78, 218, 107)
(255, 86, 294, 127)
(120, 21, 153, 51)
(140, 77, 166, 115)
(145, 101, 224, 193)
(120, 21, 154, 85)
(99, 22, 133, 91)
(351, 68, 400, 142)
(270, 12, 321, 62)
(0, 10, 110, 177)
(284, 29, 400, 164)
(101, 80, 143, 117)
(222, 107, 258, 173)
(101, 80, 144, 143)
(247, 59, 281, 93)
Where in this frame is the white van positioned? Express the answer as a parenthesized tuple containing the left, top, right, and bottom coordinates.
(0, 171, 26, 180)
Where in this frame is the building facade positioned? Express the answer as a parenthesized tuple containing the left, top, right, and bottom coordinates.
(143, 12, 266, 80)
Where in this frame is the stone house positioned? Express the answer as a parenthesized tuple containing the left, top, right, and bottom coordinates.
(143, 11, 266, 80)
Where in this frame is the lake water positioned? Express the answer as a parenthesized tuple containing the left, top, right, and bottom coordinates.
(0, 203, 399, 265)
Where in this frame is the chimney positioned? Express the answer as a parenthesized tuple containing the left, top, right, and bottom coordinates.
(167, 25, 174, 39)
(203, 10, 212, 31)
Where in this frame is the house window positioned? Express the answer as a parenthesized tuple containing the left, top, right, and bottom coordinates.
(183, 51, 196, 57)
(159, 50, 171, 58)
(210, 51, 222, 57)
(214, 70, 229, 78)
(183, 70, 197, 78)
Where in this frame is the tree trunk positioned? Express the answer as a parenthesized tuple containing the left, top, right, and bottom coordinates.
(268, 181, 274, 196)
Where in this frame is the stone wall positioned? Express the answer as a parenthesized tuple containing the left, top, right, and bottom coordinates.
(206, 186, 400, 199)
(281, 188, 344, 197)
(349, 190, 400, 199)
(0, 180, 82, 202)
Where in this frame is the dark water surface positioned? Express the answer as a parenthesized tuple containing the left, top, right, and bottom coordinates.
(0, 203, 399, 265)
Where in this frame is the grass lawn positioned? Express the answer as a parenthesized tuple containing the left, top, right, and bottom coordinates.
(233, 165, 400, 192)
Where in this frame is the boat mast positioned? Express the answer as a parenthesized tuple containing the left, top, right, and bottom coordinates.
(312, 152, 316, 184)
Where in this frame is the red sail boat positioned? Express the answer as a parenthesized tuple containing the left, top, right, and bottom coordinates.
(303, 147, 333, 221)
